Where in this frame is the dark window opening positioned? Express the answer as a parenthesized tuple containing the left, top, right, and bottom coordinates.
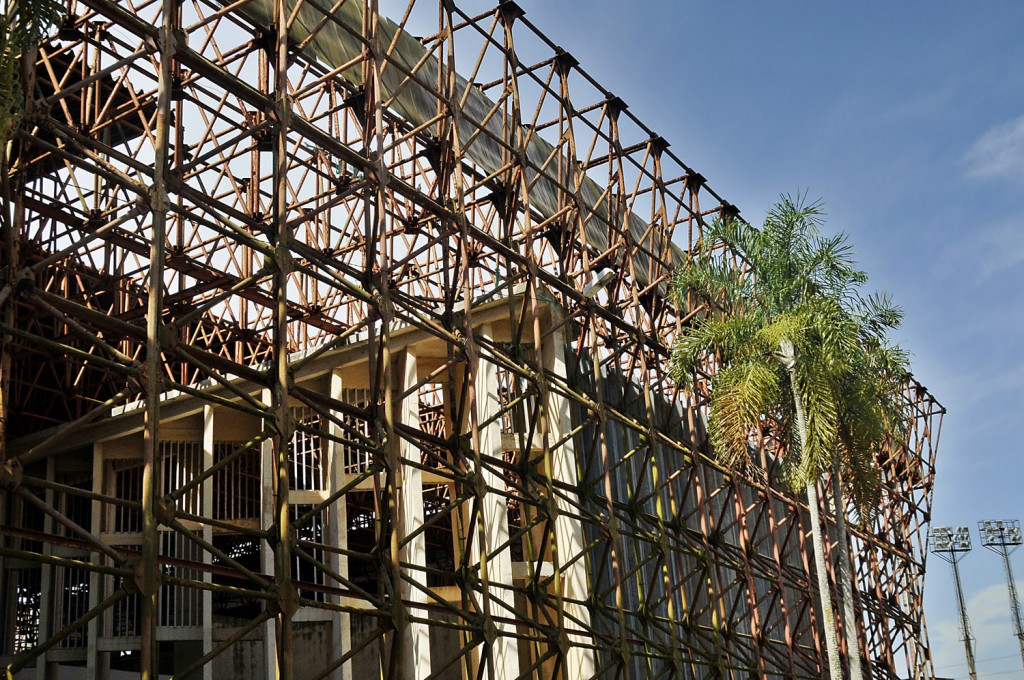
(211, 534, 263, 621)
(213, 441, 261, 520)
(291, 504, 327, 601)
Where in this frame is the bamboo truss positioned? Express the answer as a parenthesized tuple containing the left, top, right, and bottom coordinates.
(0, 0, 943, 678)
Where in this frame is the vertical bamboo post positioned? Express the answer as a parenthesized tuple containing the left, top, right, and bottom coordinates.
(139, 0, 177, 671)
(271, 0, 296, 672)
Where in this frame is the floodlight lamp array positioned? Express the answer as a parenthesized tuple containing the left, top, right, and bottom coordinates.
(930, 525, 972, 553)
(979, 519, 1023, 548)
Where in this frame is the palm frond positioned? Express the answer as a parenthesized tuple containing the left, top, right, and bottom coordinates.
(838, 443, 881, 525)
(803, 232, 867, 301)
(670, 191, 915, 520)
(703, 215, 761, 262)
(790, 353, 840, 486)
(10, 0, 63, 47)
(856, 291, 904, 342)
(707, 359, 781, 467)
(0, 14, 21, 147)
(757, 311, 809, 355)
(805, 298, 859, 376)
(670, 313, 764, 387)
(671, 253, 751, 309)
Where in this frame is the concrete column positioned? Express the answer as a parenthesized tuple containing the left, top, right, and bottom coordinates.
(86, 443, 104, 680)
(473, 323, 519, 680)
(36, 458, 55, 680)
(260, 389, 278, 679)
(202, 406, 215, 680)
(394, 349, 430, 679)
(543, 324, 596, 678)
(0, 467, 7, 656)
(327, 369, 351, 680)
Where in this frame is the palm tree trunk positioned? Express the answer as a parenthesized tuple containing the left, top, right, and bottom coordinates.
(833, 461, 864, 680)
(805, 479, 844, 679)
(781, 340, 843, 678)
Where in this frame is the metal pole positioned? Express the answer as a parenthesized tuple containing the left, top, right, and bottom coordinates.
(950, 557, 977, 680)
(998, 545, 1024, 671)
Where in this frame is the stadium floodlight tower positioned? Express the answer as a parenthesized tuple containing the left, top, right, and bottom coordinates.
(930, 526, 977, 680)
(979, 519, 1024, 671)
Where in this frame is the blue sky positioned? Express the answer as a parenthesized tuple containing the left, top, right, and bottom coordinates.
(441, 1, 1024, 677)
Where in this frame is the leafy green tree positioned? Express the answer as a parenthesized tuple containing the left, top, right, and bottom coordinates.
(670, 195, 910, 680)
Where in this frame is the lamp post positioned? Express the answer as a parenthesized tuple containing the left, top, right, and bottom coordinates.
(929, 526, 976, 680)
(978, 519, 1024, 672)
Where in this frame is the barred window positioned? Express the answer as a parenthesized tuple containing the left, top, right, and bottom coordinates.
(291, 504, 326, 601)
(7, 568, 41, 654)
(290, 407, 324, 491)
(55, 566, 90, 648)
(112, 461, 142, 533)
(340, 388, 372, 474)
(213, 441, 261, 520)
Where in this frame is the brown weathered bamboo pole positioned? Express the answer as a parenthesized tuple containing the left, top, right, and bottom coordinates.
(0, 1, 946, 677)
(0, 14, 34, 470)
(0, 138, 15, 469)
(271, 0, 296, 673)
(15, 487, 124, 564)
(139, 0, 177, 672)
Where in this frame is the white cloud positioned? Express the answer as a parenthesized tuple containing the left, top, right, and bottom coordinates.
(969, 222, 1024, 285)
(930, 580, 1024, 677)
(965, 116, 1024, 183)
(934, 214, 1024, 286)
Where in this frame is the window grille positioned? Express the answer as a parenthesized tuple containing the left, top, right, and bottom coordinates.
(159, 532, 202, 627)
(213, 441, 261, 520)
(340, 388, 371, 474)
(55, 565, 90, 648)
(56, 471, 92, 539)
(291, 504, 326, 601)
(7, 568, 41, 654)
(112, 441, 201, 532)
(290, 407, 325, 490)
(346, 492, 379, 595)
(162, 441, 202, 515)
(211, 535, 262, 619)
(112, 460, 143, 533)
(10, 492, 44, 553)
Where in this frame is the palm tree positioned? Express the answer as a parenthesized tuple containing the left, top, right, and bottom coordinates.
(0, 0, 65, 147)
(0, 0, 65, 439)
(670, 195, 910, 680)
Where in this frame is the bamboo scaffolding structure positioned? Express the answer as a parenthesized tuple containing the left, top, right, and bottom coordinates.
(0, 1, 942, 678)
